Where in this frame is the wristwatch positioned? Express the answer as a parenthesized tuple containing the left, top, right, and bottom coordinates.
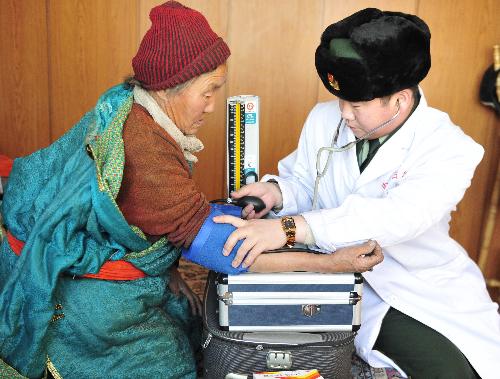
(280, 216, 296, 248)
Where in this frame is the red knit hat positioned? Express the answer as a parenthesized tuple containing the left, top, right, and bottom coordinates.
(132, 1, 230, 90)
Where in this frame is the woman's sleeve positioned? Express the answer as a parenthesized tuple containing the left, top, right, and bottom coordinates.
(117, 108, 210, 247)
(182, 204, 248, 274)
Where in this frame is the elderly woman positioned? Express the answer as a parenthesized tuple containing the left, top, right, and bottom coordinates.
(0, 2, 382, 378)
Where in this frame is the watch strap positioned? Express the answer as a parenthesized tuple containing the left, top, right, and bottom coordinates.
(280, 216, 296, 248)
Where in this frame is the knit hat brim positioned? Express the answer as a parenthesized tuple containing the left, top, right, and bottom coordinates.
(138, 38, 230, 91)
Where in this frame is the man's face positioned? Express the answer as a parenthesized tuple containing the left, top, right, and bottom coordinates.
(339, 96, 399, 139)
(163, 64, 227, 135)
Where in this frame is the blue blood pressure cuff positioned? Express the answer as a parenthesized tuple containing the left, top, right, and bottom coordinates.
(182, 204, 248, 274)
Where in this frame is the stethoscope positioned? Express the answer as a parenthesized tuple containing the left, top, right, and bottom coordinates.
(312, 100, 401, 210)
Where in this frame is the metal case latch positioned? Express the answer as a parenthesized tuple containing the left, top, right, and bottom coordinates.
(266, 351, 293, 370)
(302, 304, 321, 317)
(218, 291, 233, 305)
(349, 291, 362, 305)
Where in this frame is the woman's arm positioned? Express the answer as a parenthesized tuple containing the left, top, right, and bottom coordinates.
(118, 104, 211, 247)
(249, 240, 383, 273)
(183, 205, 383, 274)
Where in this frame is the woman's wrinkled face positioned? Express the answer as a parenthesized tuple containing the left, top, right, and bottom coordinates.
(161, 64, 227, 135)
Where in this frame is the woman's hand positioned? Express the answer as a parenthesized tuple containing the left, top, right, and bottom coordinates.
(231, 182, 282, 219)
(168, 266, 202, 316)
(212, 216, 286, 268)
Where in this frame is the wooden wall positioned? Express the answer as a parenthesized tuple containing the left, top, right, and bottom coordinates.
(1, 0, 499, 279)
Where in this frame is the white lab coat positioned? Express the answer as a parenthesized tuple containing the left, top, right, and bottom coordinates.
(263, 92, 500, 378)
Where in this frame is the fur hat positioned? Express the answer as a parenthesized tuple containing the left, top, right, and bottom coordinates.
(315, 8, 431, 101)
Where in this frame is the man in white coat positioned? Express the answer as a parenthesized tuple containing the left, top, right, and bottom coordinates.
(214, 8, 500, 379)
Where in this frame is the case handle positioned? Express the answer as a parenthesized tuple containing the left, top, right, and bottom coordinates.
(266, 350, 293, 370)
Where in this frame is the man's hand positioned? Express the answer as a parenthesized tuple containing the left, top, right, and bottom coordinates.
(168, 266, 202, 316)
(231, 182, 283, 219)
(328, 240, 384, 272)
(212, 215, 286, 268)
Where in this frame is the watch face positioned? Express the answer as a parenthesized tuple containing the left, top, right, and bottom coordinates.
(284, 219, 294, 228)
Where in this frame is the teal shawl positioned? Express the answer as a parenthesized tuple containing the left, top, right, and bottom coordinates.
(0, 84, 198, 378)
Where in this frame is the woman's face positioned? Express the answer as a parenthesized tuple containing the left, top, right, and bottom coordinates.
(161, 64, 227, 135)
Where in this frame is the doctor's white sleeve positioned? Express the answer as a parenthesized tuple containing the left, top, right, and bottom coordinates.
(300, 131, 484, 251)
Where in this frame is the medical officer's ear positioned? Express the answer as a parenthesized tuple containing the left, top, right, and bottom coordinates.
(395, 89, 413, 111)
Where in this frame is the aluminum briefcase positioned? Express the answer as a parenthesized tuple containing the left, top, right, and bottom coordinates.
(202, 271, 359, 379)
(217, 271, 362, 332)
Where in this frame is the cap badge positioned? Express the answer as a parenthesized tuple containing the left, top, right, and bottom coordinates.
(328, 73, 340, 90)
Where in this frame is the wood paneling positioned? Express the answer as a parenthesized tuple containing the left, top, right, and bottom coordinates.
(0, 0, 50, 157)
(419, 0, 500, 258)
(480, 130, 500, 300)
(48, 0, 139, 140)
(227, 0, 324, 178)
(483, 157, 500, 276)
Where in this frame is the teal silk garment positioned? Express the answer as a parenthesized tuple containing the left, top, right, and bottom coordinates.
(0, 84, 199, 378)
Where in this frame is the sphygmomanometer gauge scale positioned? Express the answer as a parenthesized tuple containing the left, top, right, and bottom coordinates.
(227, 95, 259, 196)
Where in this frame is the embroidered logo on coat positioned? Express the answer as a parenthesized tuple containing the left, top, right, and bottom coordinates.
(381, 170, 408, 191)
